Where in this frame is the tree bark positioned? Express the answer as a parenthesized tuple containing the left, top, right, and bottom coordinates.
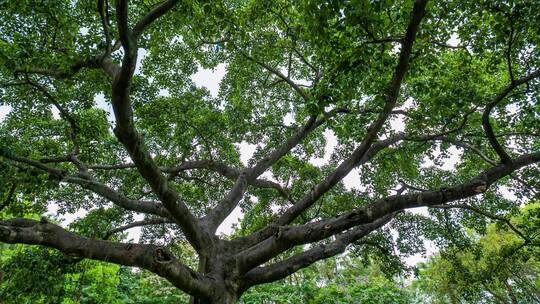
(191, 293, 237, 304)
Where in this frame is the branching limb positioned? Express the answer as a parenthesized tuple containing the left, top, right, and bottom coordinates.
(203, 115, 323, 232)
(0, 218, 212, 299)
(429, 203, 529, 242)
(345, 150, 540, 232)
(203, 105, 355, 232)
(292, 48, 319, 77)
(105, 218, 175, 239)
(132, 0, 180, 39)
(65, 176, 171, 218)
(239, 213, 395, 289)
(435, 137, 496, 165)
(14, 0, 177, 80)
(482, 69, 540, 164)
(98, 0, 112, 54)
(237, 48, 311, 101)
(230, 133, 406, 251)
(271, 10, 320, 81)
(248, 116, 319, 179)
(111, 0, 208, 251)
(26, 80, 86, 170)
(234, 212, 394, 273)
(405, 106, 478, 142)
(409, 134, 538, 197)
(4, 77, 83, 166)
(234, 150, 540, 270)
(275, 133, 407, 227)
(272, 0, 427, 226)
(0, 151, 170, 218)
(0, 151, 68, 177)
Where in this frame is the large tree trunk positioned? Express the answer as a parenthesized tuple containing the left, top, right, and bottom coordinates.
(189, 253, 240, 304)
(190, 290, 238, 304)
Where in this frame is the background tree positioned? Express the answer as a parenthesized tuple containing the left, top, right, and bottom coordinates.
(413, 204, 540, 304)
(240, 255, 413, 304)
(0, 244, 191, 303)
(1, 0, 540, 303)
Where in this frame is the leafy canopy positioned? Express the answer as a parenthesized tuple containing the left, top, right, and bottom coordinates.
(1, 0, 540, 302)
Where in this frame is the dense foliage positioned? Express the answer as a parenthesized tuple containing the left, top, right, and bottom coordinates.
(1, 243, 414, 304)
(414, 204, 540, 303)
(0, 244, 190, 304)
(1, 0, 540, 302)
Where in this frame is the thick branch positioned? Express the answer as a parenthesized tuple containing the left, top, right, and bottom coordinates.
(0, 218, 211, 299)
(329, 150, 540, 236)
(111, 0, 207, 251)
(482, 69, 540, 164)
(410, 135, 538, 196)
(132, 0, 179, 39)
(203, 115, 321, 232)
(229, 134, 406, 251)
(275, 133, 406, 226)
(0, 151, 170, 218)
(240, 214, 395, 288)
(65, 176, 171, 217)
(235, 150, 540, 270)
(273, 0, 427, 226)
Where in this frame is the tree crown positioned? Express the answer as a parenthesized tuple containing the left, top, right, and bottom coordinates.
(1, 0, 539, 302)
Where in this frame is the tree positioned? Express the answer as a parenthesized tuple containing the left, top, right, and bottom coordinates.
(413, 204, 540, 304)
(1, 0, 539, 302)
(241, 255, 413, 304)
